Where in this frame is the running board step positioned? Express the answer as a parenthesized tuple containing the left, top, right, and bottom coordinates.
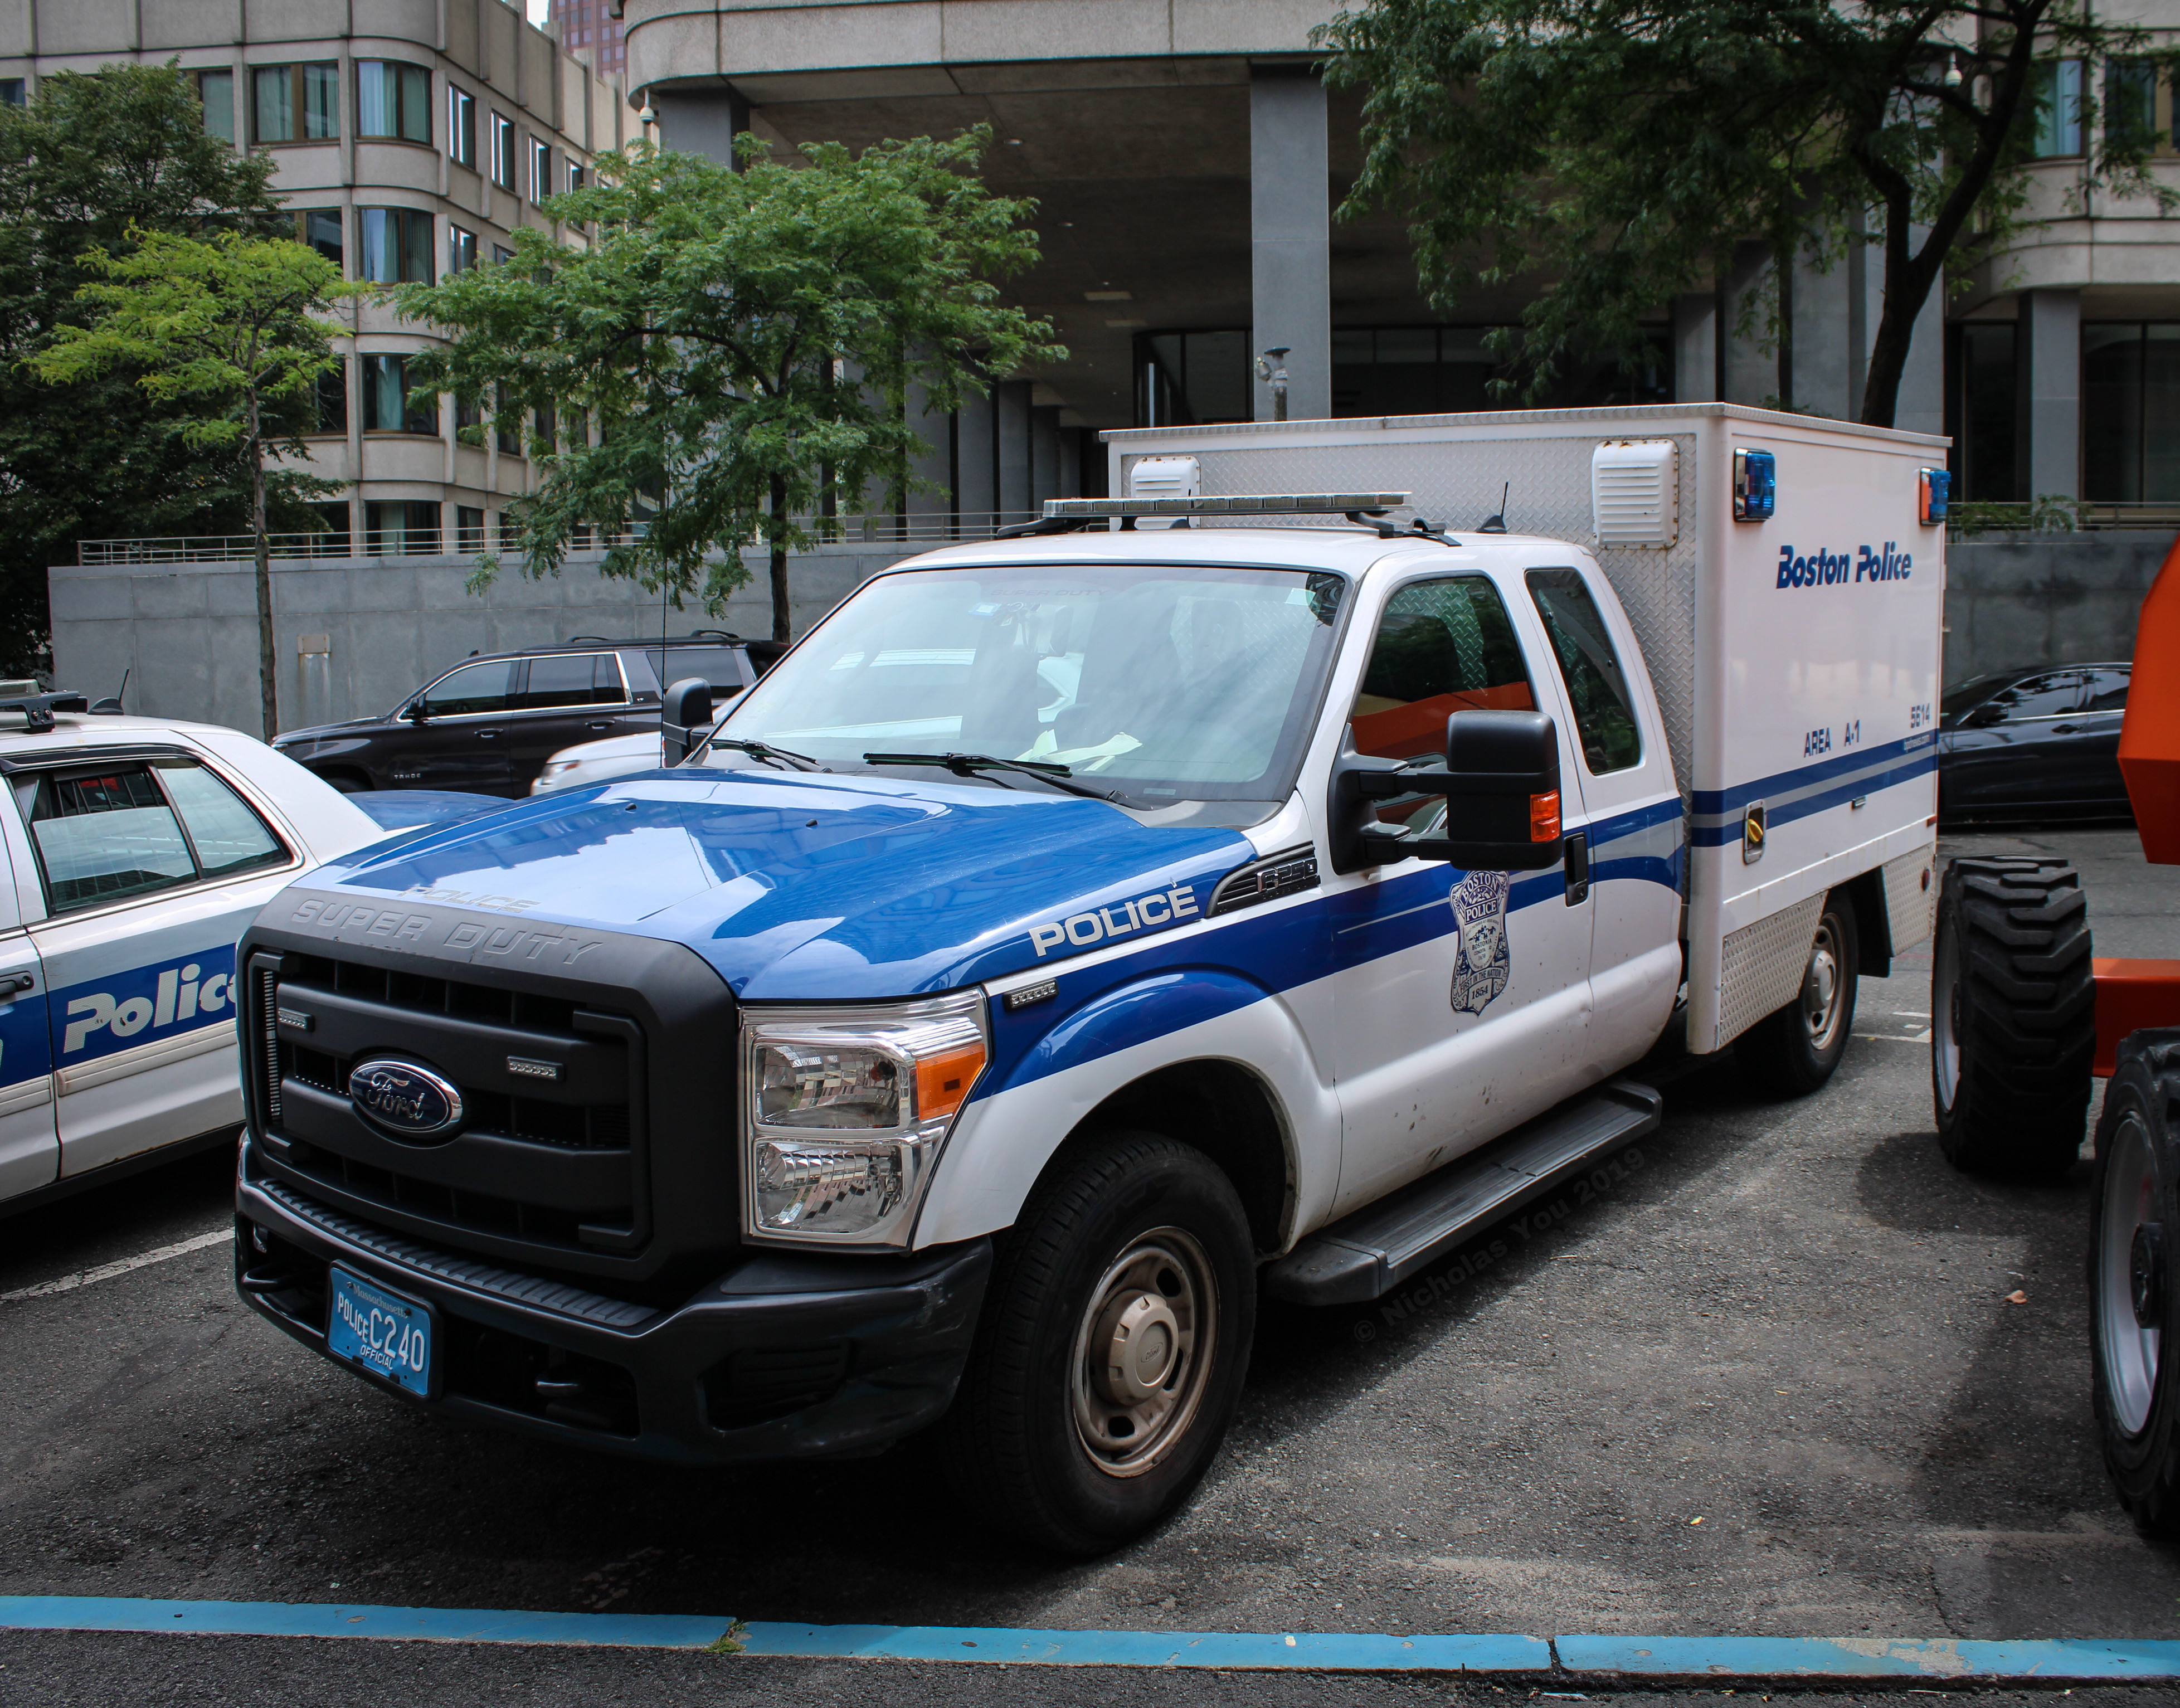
(1263, 1078, 1663, 1307)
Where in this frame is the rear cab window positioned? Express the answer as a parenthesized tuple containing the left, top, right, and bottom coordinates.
(11, 755, 289, 915)
(1525, 568, 1642, 775)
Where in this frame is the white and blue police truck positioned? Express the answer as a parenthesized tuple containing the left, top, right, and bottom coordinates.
(0, 694, 444, 1217)
(231, 403, 1945, 1554)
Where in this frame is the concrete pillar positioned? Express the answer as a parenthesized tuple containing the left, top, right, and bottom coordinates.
(1893, 265, 1947, 440)
(1787, 246, 1854, 420)
(2018, 289, 2081, 498)
(1672, 294, 1716, 403)
(996, 381, 1032, 520)
(955, 390, 996, 520)
(1250, 69, 1331, 422)
(650, 87, 746, 168)
(1030, 405, 1062, 509)
(1718, 242, 1776, 407)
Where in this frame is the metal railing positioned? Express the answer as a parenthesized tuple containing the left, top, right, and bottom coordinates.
(76, 512, 1046, 566)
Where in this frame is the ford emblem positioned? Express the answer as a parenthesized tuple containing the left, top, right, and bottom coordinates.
(348, 1058, 464, 1140)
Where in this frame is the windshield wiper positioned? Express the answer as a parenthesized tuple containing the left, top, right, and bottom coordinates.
(862, 751, 1123, 803)
(704, 735, 827, 772)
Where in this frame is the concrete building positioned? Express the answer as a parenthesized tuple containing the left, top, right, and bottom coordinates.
(550, 0, 626, 75)
(0, 0, 639, 558)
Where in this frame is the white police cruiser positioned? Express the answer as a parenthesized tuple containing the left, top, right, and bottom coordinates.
(0, 689, 473, 1216)
(231, 406, 1948, 1554)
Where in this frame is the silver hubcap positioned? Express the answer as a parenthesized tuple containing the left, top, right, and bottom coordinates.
(1801, 918, 1847, 1052)
(1070, 1228, 1215, 1478)
(1933, 922, 1962, 1111)
(2100, 1114, 2163, 1437)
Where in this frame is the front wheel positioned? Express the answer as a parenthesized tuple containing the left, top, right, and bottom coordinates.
(1739, 889, 1858, 1097)
(940, 1131, 1255, 1556)
(2090, 1034, 2180, 1536)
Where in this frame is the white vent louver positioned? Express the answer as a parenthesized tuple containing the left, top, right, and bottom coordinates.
(1127, 455, 1200, 502)
(1590, 440, 1678, 548)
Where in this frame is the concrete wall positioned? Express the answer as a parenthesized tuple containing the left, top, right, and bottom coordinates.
(50, 545, 913, 736)
(1944, 532, 2170, 686)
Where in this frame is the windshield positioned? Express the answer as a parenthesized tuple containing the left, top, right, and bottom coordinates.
(709, 561, 1349, 805)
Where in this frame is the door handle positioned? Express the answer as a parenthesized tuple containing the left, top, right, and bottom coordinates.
(586, 721, 614, 731)
(0, 970, 34, 995)
(2051, 723, 2078, 734)
(1563, 831, 1590, 906)
(476, 729, 500, 739)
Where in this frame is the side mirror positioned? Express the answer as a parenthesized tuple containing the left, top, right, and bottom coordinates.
(400, 702, 427, 723)
(661, 676, 713, 765)
(1963, 702, 2006, 729)
(1328, 708, 1563, 875)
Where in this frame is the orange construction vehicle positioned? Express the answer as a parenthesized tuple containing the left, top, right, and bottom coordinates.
(1931, 541, 2180, 1531)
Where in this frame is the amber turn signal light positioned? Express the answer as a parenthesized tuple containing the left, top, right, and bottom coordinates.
(916, 1043, 987, 1122)
(1530, 790, 1561, 842)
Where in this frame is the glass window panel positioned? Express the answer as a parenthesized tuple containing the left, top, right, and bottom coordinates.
(304, 62, 338, 138)
(456, 506, 485, 551)
(357, 208, 392, 283)
(1981, 670, 2088, 721)
(1526, 567, 1642, 773)
(1958, 322, 2018, 502)
(2033, 59, 2086, 157)
(2087, 666, 2132, 713)
(530, 137, 551, 202)
(356, 60, 395, 136)
(253, 65, 294, 142)
(156, 760, 285, 880)
(520, 654, 624, 710)
(2108, 59, 2158, 149)
(1352, 577, 1535, 763)
(449, 225, 476, 274)
(198, 70, 235, 144)
(300, 207, 341, 268)
(449, 86, 475, 166)
(646, 648, 744, 696)
(361, 353, 405, 431)
(0, 80, 25, 108)
(403, 500, 440, 550)
(402, 208, 432, 282)
(2084, 324, 2144, 503)
(314, 359, 346, 434)
(419, 661, 515, 717)
(2143, 325, 2180, 502)
(17, 766, 196, 912)
(400, 63, 430, 143)
(492, 113, 515, 188)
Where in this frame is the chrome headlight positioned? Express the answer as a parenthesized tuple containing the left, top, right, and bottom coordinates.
(739, 991, 988, 1246)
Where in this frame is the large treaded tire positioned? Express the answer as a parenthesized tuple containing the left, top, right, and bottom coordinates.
(938, 1131, 1254, 1557)
(2089, 1033, 2180, 1537)
(1930, 856, 2095, 1177)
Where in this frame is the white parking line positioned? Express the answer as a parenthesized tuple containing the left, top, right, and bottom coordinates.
(0, 1228, 228, 1303)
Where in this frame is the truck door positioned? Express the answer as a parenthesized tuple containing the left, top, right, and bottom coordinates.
(1521, 566, 1685, 1072)
(0, 799, 55, 1203)
(1323, 571, 1595, 1217)
(503, 651, 635, 791)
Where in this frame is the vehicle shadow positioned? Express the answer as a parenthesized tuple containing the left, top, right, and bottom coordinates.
(0, 1140, 236, 1292)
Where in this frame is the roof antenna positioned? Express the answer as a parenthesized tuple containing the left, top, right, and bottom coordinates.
(1479, 482, 1510, 534)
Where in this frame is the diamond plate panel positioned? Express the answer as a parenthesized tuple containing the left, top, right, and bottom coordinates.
(1716, 895, 1824, 1047)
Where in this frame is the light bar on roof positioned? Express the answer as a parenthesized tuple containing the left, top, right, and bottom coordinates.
(1043, 493, 1410, 519)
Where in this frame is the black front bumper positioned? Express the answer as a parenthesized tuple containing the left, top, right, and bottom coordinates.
(235, 1140, 991, 1466)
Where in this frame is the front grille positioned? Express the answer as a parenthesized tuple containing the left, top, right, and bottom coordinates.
(249, 947, 651, 1259)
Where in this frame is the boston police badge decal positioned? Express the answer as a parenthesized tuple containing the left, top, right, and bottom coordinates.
(1449, 868, 1512, 1015)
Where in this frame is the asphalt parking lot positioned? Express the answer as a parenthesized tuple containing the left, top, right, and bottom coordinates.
(3, 826, 2178, 1705)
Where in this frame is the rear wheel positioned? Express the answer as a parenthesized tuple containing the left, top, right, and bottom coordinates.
(2090, 1035, 2180, 1536)
(1740, 890, 1858, 1097)
(940, 1131, 1254, 1556)
(1930, 856, 2094, 1177)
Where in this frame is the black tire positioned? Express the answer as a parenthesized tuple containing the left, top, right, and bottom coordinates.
(1931, 855, 2094, 1177)
(940, 1131, 1255, 1556)
(1739, 888, 1859, 1098)
(2089, 1032, 2180, 1536)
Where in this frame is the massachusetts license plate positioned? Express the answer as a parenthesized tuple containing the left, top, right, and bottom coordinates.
(327, 1266, 434, 1397)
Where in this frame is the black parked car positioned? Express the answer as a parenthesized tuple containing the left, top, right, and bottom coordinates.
(1937, 661, 2133, 825)
(274, 632, 778, 797)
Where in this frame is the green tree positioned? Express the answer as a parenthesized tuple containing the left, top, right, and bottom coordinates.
(1318, 0, 2174, 426)
(397, 129, 1062, 641)
(27, 229, 350, 738)
(0, 63, 294, 675)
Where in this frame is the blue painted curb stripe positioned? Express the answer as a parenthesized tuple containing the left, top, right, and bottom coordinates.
(1557, 1633, 2180, 1681)
(3, 1599, 2177, 1680)
(734, 1623, 1549, 1670)
(0, 1597, 732, 1649)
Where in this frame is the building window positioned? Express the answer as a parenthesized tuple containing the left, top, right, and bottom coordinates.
(361, 354, 436, 435)
(448, 85, 476, 167)
(2083, 323, 2180, 503)
(456, 506, 485, 551)
(449, 225, 478, 275)
(307, 500, 351, 556)
(357, 60, 431, 144)
(567, 162, 586, 194)
(0, 80, 25, 108)
(1947, 322, 2018, 502)
(492, 244, 515, 267)
(454, 392, 483, 442)
(197, 70, 235, 144)
(1328, 324, 1667, 419)
(534, 402, 556, 452)
(495, 385, 522, 456)
(364, 500, 441, 556)
(357, 208, 433, 284)
(490, 112, 516, 189)
(498, 509, 520, 549)
(314, 359, 348, 435)
(529, 137, 552, 203)
(295, 207, 342, 269)
(2032, 58, 2086, 158)
(253, 63, 338, 144)
(2107, 59, 2160, 151)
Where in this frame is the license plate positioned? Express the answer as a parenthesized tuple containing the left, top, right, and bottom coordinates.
(327, 1266, 435, 1398)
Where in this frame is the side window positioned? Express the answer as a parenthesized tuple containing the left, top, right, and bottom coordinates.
(645, 647, 747, 698)
(1525, 568, 1642, 775)
(2087, 667, 2131, 714)
(418, 660, 515, 717)
(11, 758, 287, 914)
(518, 653, 625, 710)
(1980, 670, 2087, 723)
(1350, 577, 1534, 761)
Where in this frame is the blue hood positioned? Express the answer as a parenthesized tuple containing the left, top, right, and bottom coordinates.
(302, 771, 1257, 999)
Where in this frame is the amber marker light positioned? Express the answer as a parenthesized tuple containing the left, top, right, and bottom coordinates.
(1530, 790, 1563, 842)
(916, 1042, 987, 1122)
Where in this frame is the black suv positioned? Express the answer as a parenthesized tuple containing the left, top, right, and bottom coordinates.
(274, 633, 777, 797)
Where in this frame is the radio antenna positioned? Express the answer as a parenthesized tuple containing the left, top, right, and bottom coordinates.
(1480, 482, 1510, 534)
